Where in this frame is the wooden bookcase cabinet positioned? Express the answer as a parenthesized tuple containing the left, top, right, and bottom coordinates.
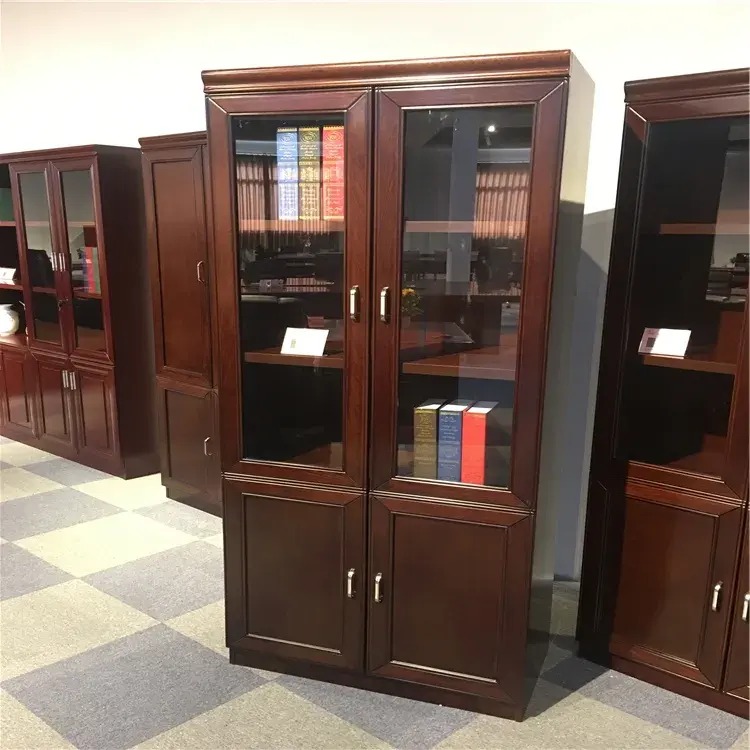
(139, 132, 221, 516)
(0, 146, 157, 478)
(578, 69, 749, 717)
(204, 51, 593, 720)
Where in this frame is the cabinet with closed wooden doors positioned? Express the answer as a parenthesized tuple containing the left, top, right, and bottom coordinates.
(578, 69, 749, 717)
(140, 132, 221, 516)
(0, 146, 157, 477)
(205, 51, 592, 720)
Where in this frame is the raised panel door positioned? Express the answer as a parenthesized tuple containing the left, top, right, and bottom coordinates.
(71, 362, 118, 471)
(610, 490, 742, 688)
(32, 353, 76, 457)
(722, 511, 749, 701)
(367, 495, 532, 712)
(0, 347, 35, 439)
(143, 146, 212, 385)
(224, 480, 365, 669)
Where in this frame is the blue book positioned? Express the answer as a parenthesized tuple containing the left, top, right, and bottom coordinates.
(277, 127, 299, 220)
(437, 400, 473, 481)
(276, 128, 298, 162)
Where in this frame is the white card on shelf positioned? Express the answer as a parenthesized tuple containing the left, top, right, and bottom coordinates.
(281, 327, 329, 357)
(638, 327, 691, 357)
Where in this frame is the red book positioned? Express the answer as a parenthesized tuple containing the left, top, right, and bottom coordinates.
(461, 402, 512, 486)
(322, 125, 344, 220)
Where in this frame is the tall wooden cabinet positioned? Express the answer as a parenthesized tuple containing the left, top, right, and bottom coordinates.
(578, 69, 749, 717)
(139, 132, 221, 516)
(204, 51, 592, 720)
(0, 146, 157, 478)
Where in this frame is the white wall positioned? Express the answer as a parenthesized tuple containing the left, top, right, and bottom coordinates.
(2, 1, 747, 577)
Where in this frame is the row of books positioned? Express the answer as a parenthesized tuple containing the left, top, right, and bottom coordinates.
(413, 399, 511, 485)
(277, 126, 344, 222)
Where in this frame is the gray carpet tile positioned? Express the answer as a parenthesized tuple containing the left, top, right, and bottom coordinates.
(23, 458, 113, 486)
(2, 624, 264, 750)
(84, 541, 224, 621)
(136, 500, 222, 538)
(278, 674, 475, 749)
(0, 487, 120, 541)
(576, 669, 749, 749)
(0, 543, 72, 600)
(541, 653, 610, 693)
(0, 459, 11, 470)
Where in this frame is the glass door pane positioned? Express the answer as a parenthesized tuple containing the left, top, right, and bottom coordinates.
(59, 169, 106, 353)
(617, 115, 748, 477)
(233, 114, 345, 468)
(396, 105, 533, 488)
(18, 170, 63, 346)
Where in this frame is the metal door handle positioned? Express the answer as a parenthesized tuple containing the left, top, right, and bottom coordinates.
(346, 568, 356, 599)
(69, 371, 76, 390)
(51, 253, 57, 272)
(62, 370, 69, 389)
(203, 437, 212, 456)
(349, 285, 360, 322)
(196, 260, 206, 284)
(374, 572, 383, 603)
(711, 582, 723, 612)
(379, 287, 390, 323)
(742, 593, 749, 623)
(57, 253, 65, 273)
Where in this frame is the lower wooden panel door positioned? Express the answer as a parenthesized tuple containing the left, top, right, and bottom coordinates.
(722, 512, 749, 702)
(0, 347, 36, 440)
(367, 495, 533, 711)
(610, 490, 743, 688)
(224, 480, 365, 670)
(32, 353, 77, 458)
(157, 382, 219, 515)
(71, 362, 119, 472)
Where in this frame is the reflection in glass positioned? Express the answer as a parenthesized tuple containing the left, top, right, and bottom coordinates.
(618, 116, 748, 476)
(31, 292, 61, 344)
(233, 115, 345, 468)
(396, 106, 534, 488)
(19, 173, 54, 289)
(61, 171, 100, 295)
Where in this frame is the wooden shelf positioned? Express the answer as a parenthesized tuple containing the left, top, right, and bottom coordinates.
(0, 282, 22, 290)
(244, 346, 344, 369)
(659, 222, 749, 236)
(402, 343, 517, 380)
(73, 290, 102, 299)
(666, 449, 724, 477)
(642, 351, 736, 375)
(0, 331, 27, 348)
(31, 286, 56, 294)
(240, 219, 344, 233)
(0, 220, 16, 227)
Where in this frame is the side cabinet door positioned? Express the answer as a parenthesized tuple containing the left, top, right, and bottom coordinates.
(367, 495, 532, 712)
(71, 362, 118, 471)
(722, 514, 749, 701)
(0, 347, 36, 440)
(224, 480, 365, 670)
(610, 491, 743, 688)
(32, 353, 76, 456)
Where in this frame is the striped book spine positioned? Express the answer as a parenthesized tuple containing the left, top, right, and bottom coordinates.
(277, 127, 299, 220)
(322, 125, 344, 221)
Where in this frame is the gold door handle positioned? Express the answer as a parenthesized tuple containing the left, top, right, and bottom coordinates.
(349, 285, 360, 322)
(196, 260, 206, 284)
(374, 572, 383, 603)
(379, 287, 390, 323)
(346, 568, 356, 599)
(711, 582, 723, 612)
(742, 593, 749, 623)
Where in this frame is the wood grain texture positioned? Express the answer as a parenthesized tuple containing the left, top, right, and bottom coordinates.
(0, 346, 35, 440)
(31, 351, 76, 458)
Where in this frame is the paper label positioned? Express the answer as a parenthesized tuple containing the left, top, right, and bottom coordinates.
(638, 328, 691, 357)
(281, 327, 329, 357)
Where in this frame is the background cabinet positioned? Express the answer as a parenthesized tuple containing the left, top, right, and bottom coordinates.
(140, 133, 220, 516)
(206, 51, 592, 721)
(578, 69, 749, 717)
(0, 146, 157, 478)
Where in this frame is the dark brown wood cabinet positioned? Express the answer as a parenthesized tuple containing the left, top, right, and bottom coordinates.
(0, 146, 157, 478)
(205, 51, 593, 720)
(139, 133, 220, 515)
(578, 69, 749, 717)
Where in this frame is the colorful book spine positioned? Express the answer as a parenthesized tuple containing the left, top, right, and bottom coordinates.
(298, 126, 321, 220)
(461, 402, 513, 486)
(91, 247, 100, 294)
(276, 127, 299, 220)
(437, 400, 473, 482)
(413, 399, 443, 479)
(322, 125, 345, 221)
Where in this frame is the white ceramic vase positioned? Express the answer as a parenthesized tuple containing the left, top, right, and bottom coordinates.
(0, 303, 20, 336)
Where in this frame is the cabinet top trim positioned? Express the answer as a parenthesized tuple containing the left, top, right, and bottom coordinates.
(625, 68, 749, 104)
(0, 144, 138, 165)
(202, 50, 575, 94)
(139, 132, 207, 150)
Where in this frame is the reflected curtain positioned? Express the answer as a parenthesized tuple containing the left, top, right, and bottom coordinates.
(474, 165, 530, 241)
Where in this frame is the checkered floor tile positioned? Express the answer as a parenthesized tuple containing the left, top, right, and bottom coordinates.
(0, 439, 747, 749)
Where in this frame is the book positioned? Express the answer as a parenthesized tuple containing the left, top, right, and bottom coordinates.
(322, 125, 344, 221)
(91, 247, 101, 293)
(298, 126, 321, 220)
(299, 183, 321, 220)
(413, 399, 444, 479)
(277, 127, 299, 220)
(437, 400, 473, 482)
(461, 402, 513, 486)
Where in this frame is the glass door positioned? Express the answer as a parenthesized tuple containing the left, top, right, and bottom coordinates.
(616, 112, 749, 500)
(11, 163, 66, 351)
(370, 81, 567, 508)
(207, 89, 371, 486)
(50, 159, 109, 360)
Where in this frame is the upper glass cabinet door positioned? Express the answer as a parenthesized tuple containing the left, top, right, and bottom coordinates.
(617, 115, 748, 489)
(212, 89, 371, 485)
